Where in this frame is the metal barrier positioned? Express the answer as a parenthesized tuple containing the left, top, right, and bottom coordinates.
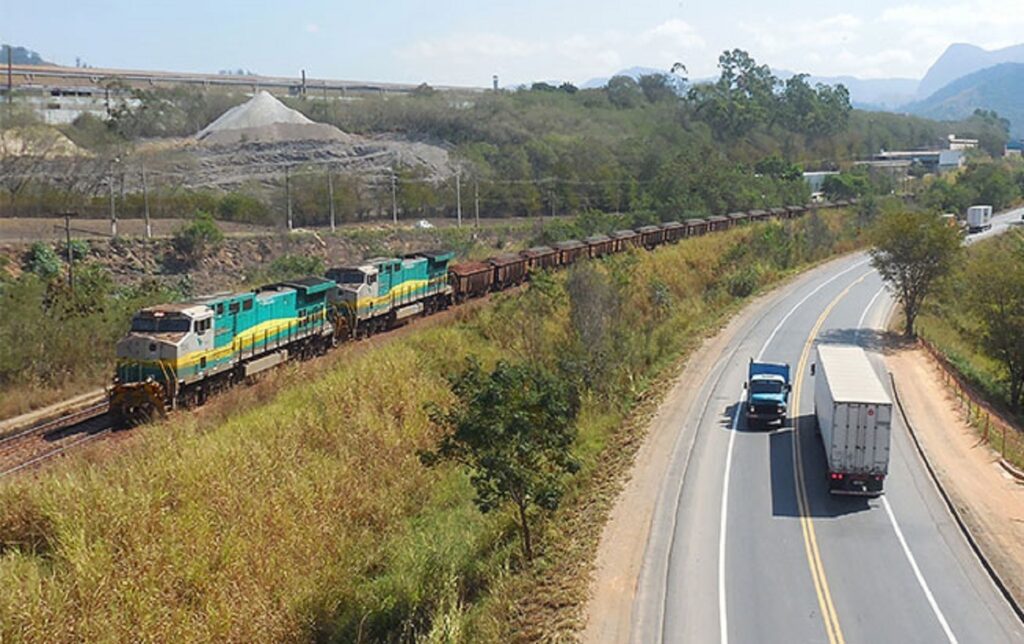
(919, 336, 1024, 473)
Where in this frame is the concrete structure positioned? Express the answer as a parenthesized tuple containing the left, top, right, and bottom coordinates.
(947, 134, 979, 151)
(2, 63, 483, 127)
(802, 171, 839, 196)
(869, 148, 964, 174)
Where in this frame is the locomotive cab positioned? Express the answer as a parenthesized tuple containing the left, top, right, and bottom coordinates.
(115, 304, 213, 387)
(326, 264, 379, 319)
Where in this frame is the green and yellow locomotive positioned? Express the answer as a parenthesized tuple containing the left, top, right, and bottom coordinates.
(110, 277, 336, 424)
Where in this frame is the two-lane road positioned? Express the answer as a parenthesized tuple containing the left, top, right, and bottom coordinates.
(632, 210, 1024, 643)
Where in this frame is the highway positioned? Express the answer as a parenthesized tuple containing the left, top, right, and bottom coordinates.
(630, 210, 1024, 643)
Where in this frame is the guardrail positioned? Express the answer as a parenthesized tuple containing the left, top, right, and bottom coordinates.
(918, 337, 1024, 478)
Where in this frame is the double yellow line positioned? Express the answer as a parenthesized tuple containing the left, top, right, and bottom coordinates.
(788, 270, 872, 644)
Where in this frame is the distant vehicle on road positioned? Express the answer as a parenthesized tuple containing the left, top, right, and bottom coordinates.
(966, 205, 993, 233)
(416, 219, 435, 229)
(812, 344, 892, 496)
(744, 359, 790, 429)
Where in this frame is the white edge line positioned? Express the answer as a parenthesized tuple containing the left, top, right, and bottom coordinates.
(718, 395, 743, 644)
(882, 496, 959, 644)
(859, 282, 958, 644)
(717, 256, 870, 643)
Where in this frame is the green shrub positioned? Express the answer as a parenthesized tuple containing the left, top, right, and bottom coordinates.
(172, 211, 224, 264)
(26, 243, 61, 281)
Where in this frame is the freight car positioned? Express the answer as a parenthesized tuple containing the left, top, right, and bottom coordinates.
(553, 240, 587, 265)
(610, 229, 640, 251)
(636, 225, 664, 249)
(521, 245, 559, 271)
(449, 261, 493, 302)
(489, 254, 529, 290)
(707, 215, 730, 232)
(585, 234, 615, 258)
(660, 221, 685, 243)
(110, 277, 336, 423)
(685, 218, 708, 237)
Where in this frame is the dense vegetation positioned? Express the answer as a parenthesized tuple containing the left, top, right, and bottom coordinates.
(0, 209, 866, 642)
(920, 229, 1024, 415)
(1, 50, 1012, 225)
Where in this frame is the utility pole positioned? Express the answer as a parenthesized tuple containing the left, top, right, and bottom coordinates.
(63, 212, 75, 293)
(6, 45, 12, 105)
(455, 170, 462, 228)
(141, 159, 151, 238)
(474, 179, 480, 228)
(327, 166, 336, 232)
(390, 170, 398, 225)
(285, 165, 293, 231)
(108, 168, 117, 237)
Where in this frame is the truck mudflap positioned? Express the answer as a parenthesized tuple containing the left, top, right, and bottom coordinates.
(828, 471, 885, 496)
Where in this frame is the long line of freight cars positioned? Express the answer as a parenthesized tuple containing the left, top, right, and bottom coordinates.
(109, 200, 852, 424)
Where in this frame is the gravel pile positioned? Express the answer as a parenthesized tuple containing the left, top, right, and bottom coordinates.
(196, 91, 352, 145)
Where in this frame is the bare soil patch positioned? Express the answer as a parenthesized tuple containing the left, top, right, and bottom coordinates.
(887, 346, 1024, 606)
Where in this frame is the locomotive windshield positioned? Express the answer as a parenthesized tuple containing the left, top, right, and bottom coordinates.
(131, 315, 192, 333)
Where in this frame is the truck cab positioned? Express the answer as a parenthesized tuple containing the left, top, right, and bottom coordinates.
(745, 360, 791, 429)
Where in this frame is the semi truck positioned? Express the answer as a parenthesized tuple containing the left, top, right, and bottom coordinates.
(812, 344, 892, 496)
(966, 205, 993, 233)
(745, 359, 791, 429)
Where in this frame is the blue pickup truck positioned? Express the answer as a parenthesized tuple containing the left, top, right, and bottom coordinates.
(744, 359, 791, 429)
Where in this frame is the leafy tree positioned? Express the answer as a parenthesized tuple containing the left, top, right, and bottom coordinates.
(822, 172, 869, 200)
(964, 234, 1024, 409)
(755, 155, 802, 181)
(638, 74, 676, 104)
(689, 49, 779, 138)
(606, 75, 643, 109)
(421, 358, 580, 560)
(869, 211, 962, 337)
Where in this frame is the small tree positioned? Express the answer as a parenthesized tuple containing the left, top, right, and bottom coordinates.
(421, 359, 580, 560)
(965, 234, 1024, 409)
(172, 210, 224, 265)
(869, 211, 961, 337)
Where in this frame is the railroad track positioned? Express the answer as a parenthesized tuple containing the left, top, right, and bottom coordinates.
(0, 402, 112, 479)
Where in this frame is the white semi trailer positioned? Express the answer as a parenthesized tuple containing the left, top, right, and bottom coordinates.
(812, 344, 893, 496)
(966, 205, 993, 233)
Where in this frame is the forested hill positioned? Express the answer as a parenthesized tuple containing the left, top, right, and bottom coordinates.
(284, 50, 1008, 218)
(907, 63, 1024, 138)
(0, 45, 50, 65)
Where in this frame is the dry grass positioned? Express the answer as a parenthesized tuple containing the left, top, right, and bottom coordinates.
(0, 210, 862, 642)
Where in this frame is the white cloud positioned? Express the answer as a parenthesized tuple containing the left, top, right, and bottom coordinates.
(305, 23, 320, 34)
(740, 13, 864, 55)
(395, 20, 707, 86)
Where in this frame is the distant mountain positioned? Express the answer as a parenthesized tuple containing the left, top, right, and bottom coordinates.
(907, 63, 1024, 137)
(0, 45, 50, 65)
(917, 43, 1024, 99)
(773, 70, 917, 110)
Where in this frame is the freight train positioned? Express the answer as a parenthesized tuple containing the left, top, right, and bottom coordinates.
(109, 201, 850, 425)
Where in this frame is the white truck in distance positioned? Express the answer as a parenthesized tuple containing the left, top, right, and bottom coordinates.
(812, 344, 893, 496)
(966, 205, 993, 233)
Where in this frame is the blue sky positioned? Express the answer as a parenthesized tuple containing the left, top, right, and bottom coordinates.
(3, 0, 1022, 86)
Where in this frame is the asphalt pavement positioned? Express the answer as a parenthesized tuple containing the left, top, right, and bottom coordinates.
(631, 210, 1024, 643)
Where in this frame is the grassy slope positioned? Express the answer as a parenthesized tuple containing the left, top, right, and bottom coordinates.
(0, 210, 862, 642)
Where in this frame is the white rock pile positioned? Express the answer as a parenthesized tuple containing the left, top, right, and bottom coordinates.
(196, 91, 352, 145)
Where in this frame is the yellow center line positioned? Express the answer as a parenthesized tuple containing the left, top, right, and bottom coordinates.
(789, 269, 872, 644)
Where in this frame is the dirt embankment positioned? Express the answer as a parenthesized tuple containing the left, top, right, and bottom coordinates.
(0, 223, 539, 292)
(888, 346, 1024, 606)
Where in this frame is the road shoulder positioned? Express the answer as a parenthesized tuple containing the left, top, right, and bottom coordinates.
(887, 345, 1024, 608)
